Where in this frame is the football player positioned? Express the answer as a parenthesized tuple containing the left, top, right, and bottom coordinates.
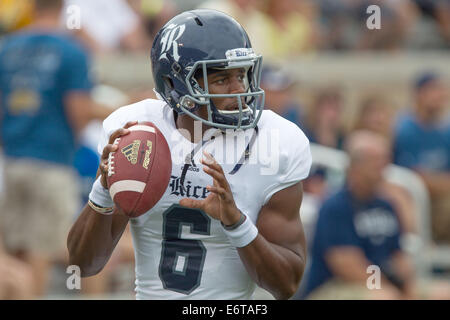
(68, 9, 312, 300)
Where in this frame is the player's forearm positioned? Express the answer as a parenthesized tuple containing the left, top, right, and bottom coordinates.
(237, 236, 305, 300)
(67, 205, 127, 277)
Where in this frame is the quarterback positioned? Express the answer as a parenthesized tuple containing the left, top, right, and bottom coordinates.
(68, 9, 312, 300)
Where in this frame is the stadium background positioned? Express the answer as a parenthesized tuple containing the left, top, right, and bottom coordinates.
(0, 0, 449, 299)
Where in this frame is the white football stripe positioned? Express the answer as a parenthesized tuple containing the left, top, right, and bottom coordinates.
(109, 180, 146, 199)
(129, 125, 155, 133)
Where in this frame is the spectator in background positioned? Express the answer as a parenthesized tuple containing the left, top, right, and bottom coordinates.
(353, 96, 417, 234)
(138, 0, 179, 40)
(393, 72, 450, 244)
(302, 130, 450, 300)
(0, 237, 34, 299)
(62, 0, 149, 53)
(220, 0, 319, 62)
(304, 87, 346, 150)
(260, 65, 305, 128)
(198, 0, 262, 35)
(412, 0, 450, 47)
(356, 0, 418, 51)
(0, 0, 112, 298)
(316, 0, 355, 50)
(0, 0, 34, 35)
(353, 95, 395, 141)
(317, 0, 417, 51)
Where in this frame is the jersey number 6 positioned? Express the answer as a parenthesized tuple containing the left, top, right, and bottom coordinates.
(158, 205, 210, 294)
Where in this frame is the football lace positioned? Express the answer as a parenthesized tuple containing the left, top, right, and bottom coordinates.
(108, 137, 120, 176)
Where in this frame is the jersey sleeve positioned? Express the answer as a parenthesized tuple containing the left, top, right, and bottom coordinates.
(96, 99, 166, 155)
(97, 107, 130, 155)
(262, 122, 312, 205)
(97, 121, 110, 156)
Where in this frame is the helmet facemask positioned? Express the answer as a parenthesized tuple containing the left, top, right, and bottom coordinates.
(177, 50, 265, 130)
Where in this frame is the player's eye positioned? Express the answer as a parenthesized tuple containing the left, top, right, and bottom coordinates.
(213, 77, 226, 85)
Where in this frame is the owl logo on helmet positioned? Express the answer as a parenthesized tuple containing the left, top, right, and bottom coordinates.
(150, 9, 265, 130)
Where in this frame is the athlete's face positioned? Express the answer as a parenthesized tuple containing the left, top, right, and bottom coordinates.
(197, 68, 247, 112)
(354, 145, 389, 187)
(416, 80, 448, 118)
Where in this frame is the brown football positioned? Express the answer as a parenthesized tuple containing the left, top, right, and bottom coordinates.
(106, 121, 171, 217)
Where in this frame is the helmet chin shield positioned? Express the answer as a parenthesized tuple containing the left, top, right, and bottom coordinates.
(178, 51, 265, 130)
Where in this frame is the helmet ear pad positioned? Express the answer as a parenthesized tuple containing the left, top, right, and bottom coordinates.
(160, 76, 182, 112)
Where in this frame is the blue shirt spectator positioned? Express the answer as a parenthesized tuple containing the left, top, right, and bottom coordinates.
(303, 87, 346, 150)
(393, 113, 450, 172)
(305, 129, 345, 150)
(0, 31, 93, 166)
(259, 65, 305, 129)
(303, 185, 402, 297)
(0, 1, 114, 299)
(279, 102, 304, 129)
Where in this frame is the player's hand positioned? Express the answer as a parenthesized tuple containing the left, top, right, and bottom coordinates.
(99, 121, 138, 189)
(179, 151, 242, 226)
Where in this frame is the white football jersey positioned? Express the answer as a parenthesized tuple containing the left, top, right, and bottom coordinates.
(98, 99, 312, 299)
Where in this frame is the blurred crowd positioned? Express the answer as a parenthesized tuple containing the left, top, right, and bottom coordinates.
(293, 70, 450, 299)
(0, 0, 449, 300)
(1, 0, 449, 56)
